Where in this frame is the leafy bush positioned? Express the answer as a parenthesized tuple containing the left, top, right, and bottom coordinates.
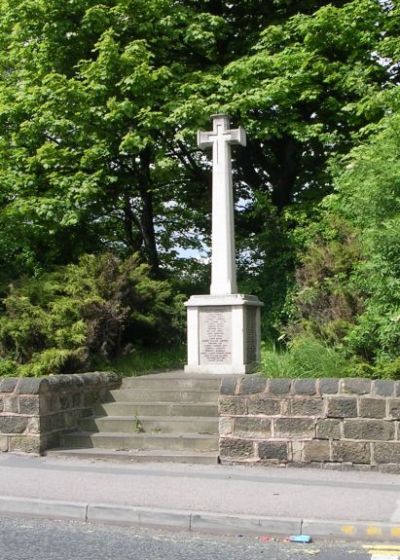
(284, 109, 400, 377)
(0, 253, 185, 376)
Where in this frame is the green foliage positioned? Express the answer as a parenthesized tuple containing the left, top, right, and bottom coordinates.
(260, 336, 350, 379)
(0, 0, 398, 378)
(0, 253, 184, 376)
(285, 106, 400, 377)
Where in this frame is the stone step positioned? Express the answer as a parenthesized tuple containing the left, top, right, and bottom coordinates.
(61, 431, 219, 452)
(79, 416, 219, 435)
(95, 402, 219, 418)
(108, 389, 219, 403)
(120, 376, 222, 391)
(46, 448, 219, 465)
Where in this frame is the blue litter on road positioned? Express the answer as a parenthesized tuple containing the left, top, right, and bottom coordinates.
(289, 535, 312, 544)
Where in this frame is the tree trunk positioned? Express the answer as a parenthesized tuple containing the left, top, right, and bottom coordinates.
(138, 148, 160, 276)
(269, 136, 299, 212)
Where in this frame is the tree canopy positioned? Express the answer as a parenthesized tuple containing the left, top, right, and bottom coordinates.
(0, 0, 399, 375)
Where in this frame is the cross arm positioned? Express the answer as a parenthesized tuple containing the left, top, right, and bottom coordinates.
(227, 126, 246, 147)
(197, 130, 214, 150)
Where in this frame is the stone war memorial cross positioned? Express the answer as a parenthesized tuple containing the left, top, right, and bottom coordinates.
(185, 114, 263, 375)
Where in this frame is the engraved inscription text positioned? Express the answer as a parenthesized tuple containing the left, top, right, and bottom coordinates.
(199, 307, 232, 365)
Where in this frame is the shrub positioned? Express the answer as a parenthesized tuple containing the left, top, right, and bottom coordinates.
(0, 253, 184, 376)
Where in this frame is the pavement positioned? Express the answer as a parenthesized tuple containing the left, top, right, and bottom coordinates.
(1, 453, 400, 542)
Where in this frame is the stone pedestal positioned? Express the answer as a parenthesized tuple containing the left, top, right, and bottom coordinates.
(184, 294, 263, 375)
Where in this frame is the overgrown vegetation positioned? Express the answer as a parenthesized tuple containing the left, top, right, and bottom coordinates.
(0, 0, 398, 377)
(0, 254, 184, 376)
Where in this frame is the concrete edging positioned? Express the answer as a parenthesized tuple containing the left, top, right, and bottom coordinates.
(1, 496, 400, 542)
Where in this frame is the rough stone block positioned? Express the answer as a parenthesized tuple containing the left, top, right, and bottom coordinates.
(220, 377, 238, 396)
(64, 411, 79, 429)
(0, 379, 18, 393)
(343, 419, 394, 441)
(319, 379, 339, 395)
(0, 397, 3, 413)
(219, 397, 247, 416)
(72, 393, 83, 408)
(274, 418, 315, 438)
(9, 435, 41, 454)
(291, 441, 303, 462)
(41, 432, 60, 451)
(373, 442, 400, 464)
(327, 397, 357, 418)
(50, 413, 66, 431)
(219, 417, 233, 436)
(247, 396, 280, 416)
(395, 382, 400, 397)
(358, 398, 386, 419)
(0, 435, 8, 452)
(39, 415, 53, 433)
(258, 441, 288, 462)
(4, 397, 18, 413)
(303, 440, 331, 462)
(27, 417, 40, 434)
(316, 419, 341, 440)
(389, 400, 400, 419)
(374, 380, 394, 397)
(293, 379, 316, 396)
(340, 378, 371, 395)
(220, 438, 255, 459)
(59, 393, 73, 410)
(267, 379, 292, 395)
(233, 417, 271, 438)
(17, 378, 44, 395)
(238, 376, 266, 395)
(291, 398, 324, 416)
(0, 416, 28, 434)
(18, 396, 40, 415)
(331, 441, 371, 464)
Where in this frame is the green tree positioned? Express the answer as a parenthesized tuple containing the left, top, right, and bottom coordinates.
(0, 0, 398, 350)
(286, 89, 400, 376)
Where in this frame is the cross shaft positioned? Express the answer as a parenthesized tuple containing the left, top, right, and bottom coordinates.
(197, 114, 246, 295)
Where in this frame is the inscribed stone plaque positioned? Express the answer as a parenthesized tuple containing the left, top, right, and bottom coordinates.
(199, 307, 232, 365)
(246, 307, 257, 363)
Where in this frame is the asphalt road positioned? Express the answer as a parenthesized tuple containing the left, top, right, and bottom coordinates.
(0, 515, 386, 560)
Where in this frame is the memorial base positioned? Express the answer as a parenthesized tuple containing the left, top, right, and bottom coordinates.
(184, 294, 263, 375)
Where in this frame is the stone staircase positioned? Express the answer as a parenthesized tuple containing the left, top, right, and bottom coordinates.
(49, 371, 222, 464)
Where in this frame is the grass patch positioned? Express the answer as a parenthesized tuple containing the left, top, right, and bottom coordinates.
(95, 345, 186, 377)
(259, 336, 351, 379)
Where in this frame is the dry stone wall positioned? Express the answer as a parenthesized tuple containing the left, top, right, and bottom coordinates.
(0, 372, 120, 454)
(219, 376, 400, 472)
